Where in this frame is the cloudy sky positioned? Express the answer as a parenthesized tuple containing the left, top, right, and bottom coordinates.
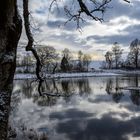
(19, 0, 140, 60)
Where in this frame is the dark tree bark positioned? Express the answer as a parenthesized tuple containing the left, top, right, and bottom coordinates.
(0, 0, 22, 139)
(135, 52, 139, 69)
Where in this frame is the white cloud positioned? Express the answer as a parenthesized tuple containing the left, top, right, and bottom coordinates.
(18, 0, 140, 60)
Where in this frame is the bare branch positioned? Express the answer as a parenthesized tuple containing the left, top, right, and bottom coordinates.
(63, 0, 130, 28)
(123, 0, 130, 3)
(23, 0, 43, 81)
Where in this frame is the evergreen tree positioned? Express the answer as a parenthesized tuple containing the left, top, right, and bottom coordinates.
(61, 56, 69, 72)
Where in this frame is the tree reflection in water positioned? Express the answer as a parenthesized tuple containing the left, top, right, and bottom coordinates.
(129, 76, 140, 106)
(105, 76, 140, 106)
(12, 77, 140, 106)
(10, 76, 140, 140)
(15, 78, 91, 106)
(12, 76, 140, 107)
(77, 79, 91, 96)
(106, 77, 124, 103)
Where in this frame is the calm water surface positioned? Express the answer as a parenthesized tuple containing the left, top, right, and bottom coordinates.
(10, 76, 140, 140)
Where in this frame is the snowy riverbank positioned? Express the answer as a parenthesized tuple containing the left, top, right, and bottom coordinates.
(14, 70, 140, 80)
(14, 71, 120, 80)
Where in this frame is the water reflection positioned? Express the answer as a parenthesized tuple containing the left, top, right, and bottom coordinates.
(106, 77, 124, 103)
(129, 76, 140, 106)
(10, 76, 140, 140)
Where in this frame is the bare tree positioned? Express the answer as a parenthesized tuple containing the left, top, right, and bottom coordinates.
(64, 0, 130, 28)
(62, 48, 72, 61)
(128, 39, 140, 69)
(37, 46, 59, 73)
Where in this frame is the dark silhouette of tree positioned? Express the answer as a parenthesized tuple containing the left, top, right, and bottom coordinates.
(61, 48, 72, 72)
(78, 79, 91, 96)
(128, 39, 140, 69)
(61, 56, 70, 72)
(61, 80, 70, 94)
(112, 42, 123, 69)
(106, 78, 123, 103)
(77, 50, 83, 72)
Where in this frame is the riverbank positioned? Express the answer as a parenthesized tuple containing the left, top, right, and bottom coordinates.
(14, 70, 140, 80)
(14, 70, 119, 80)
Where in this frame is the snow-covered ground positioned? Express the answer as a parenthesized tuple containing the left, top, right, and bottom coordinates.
(14, 74, 36, 79)
(103, 69, 140, 75)
(14, 71, 121, 80)
(14, 69, 140, 80)
(46, 72, 121, 79)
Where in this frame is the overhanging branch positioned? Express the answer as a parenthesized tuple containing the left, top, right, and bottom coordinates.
(23, 0, 43, 81)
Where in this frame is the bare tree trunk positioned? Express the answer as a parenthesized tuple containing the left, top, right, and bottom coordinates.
(136, 53, 138, 69)
(0, 1, 22, 139)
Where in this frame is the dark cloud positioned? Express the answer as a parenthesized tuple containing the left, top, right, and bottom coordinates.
(46, 0, 140, 51)
(104, 0, 140, 21)
(50, 0, 140, 22)
(86, 24, 140, 46)
(49, 108, 93, 120)
(124, 24, 140, 34)
(47, 20, 90, 31)
(51, 110, 140, 140)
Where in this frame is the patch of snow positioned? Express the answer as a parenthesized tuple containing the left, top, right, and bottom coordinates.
(14, 69, 140, 80)
(103, 69, 140, 75)
(14, 71, 121, 80)
(14, 74, 36, 80)
(46, 72, 121, 79)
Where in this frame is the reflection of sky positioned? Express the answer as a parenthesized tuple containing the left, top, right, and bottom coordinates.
(10, 76, 140, 140)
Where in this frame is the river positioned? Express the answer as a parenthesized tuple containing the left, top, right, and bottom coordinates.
(9, 76, 140, 140)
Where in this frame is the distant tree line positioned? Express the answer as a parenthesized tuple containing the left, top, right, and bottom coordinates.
(104, 38, 140, 69)
(16, 46, 91, 73)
